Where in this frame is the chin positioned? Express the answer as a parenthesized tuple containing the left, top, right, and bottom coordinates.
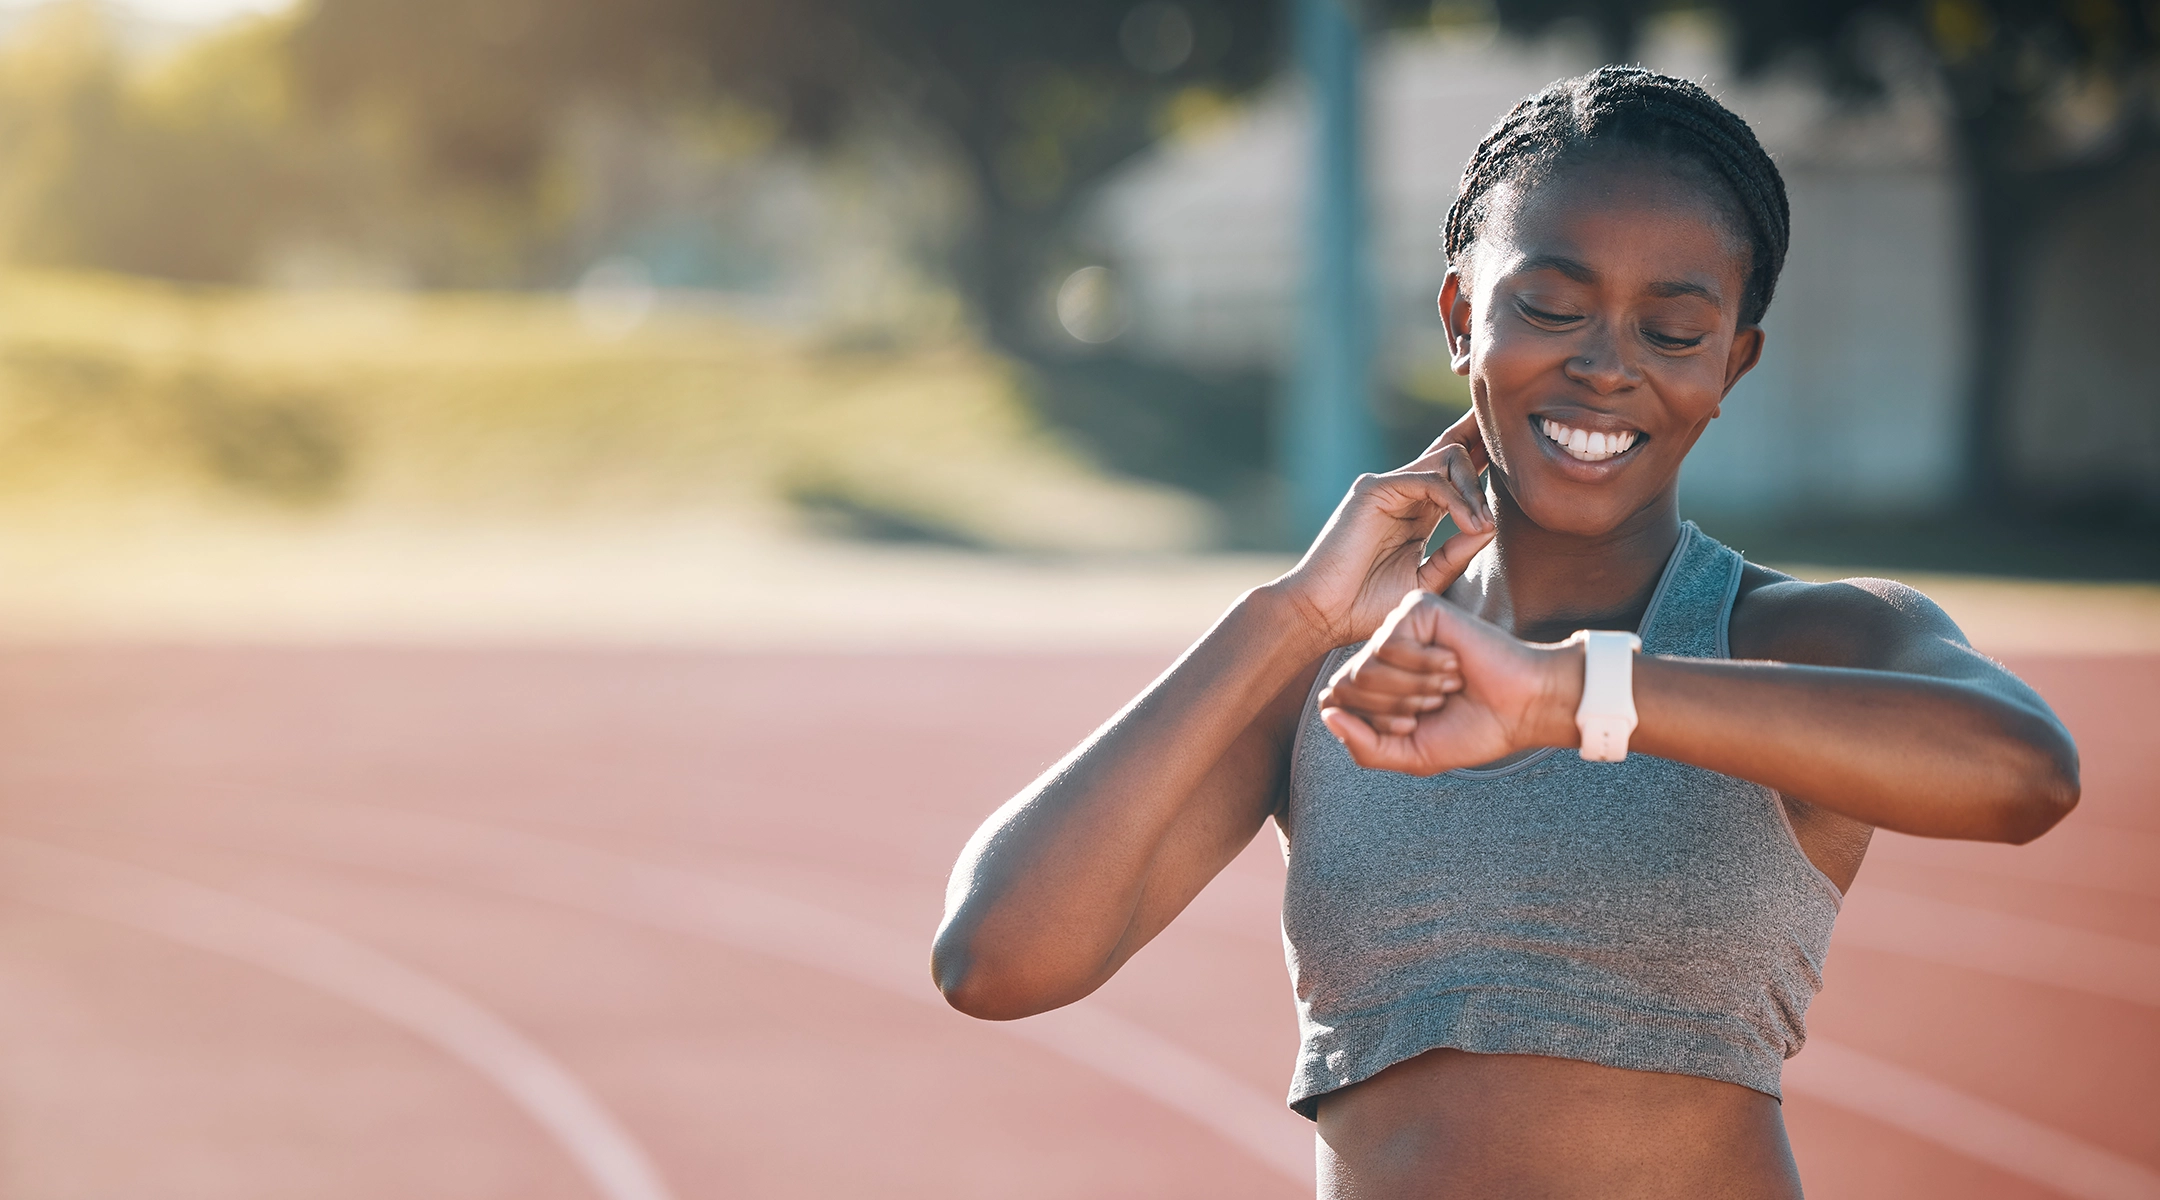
(1522, 498, 1638, 539)
(1494, 464, 1659, 539)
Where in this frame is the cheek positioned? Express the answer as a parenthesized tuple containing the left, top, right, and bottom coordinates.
(1647, 351, 1736, 422)
(1469, 325, 1550, 400)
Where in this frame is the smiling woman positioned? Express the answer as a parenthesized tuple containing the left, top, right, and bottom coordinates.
(1443, 158, 1764, 540)
(933, 67, 2080, 1200)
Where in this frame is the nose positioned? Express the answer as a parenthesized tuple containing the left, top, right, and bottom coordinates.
(1562, 324, 1643, 394)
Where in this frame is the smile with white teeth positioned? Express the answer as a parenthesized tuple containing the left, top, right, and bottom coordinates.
(1540, 418, 1640, 463)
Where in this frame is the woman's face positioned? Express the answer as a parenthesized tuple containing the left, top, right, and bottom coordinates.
(1442, 158, 1764, 539)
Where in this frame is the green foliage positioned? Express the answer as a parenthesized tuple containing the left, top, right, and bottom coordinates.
(1484, 1, 2159, 163)
(0, 5, 303, 279)
(0, 268, 1213, 550)
(282, 0, 1297, 338)
(0, 3, 599, 286)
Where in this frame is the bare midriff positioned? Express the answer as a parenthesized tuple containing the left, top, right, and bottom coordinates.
(1315, 1049, 1804, 1199)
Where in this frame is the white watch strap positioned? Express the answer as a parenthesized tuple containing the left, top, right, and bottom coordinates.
(1573, 630, 1642, 762)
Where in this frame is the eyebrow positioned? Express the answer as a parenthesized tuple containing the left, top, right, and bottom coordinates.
(1513, 255, 1724, 307)
(1516, 254, 1596, 283)
(1646, 279, 1719, 303)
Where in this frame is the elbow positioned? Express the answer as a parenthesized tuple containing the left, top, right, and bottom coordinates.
(930, 933, 1003, 1019)
(930, 921, 1052, 1022)
(1996, 737, 2080, 845)
(933, 913, 1106, 1021)
(934, 969, 1026, 1023)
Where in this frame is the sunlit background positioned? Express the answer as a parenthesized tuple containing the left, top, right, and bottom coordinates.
(0, 0, 2152, 1197)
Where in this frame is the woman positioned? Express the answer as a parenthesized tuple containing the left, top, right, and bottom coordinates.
(931, 67, 2078, 1198)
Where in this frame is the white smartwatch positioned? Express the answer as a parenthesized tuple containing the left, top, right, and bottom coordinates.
(1570, 630, 1642, 762)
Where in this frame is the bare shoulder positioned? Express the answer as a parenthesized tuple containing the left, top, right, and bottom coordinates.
(1728, 562, 1974, 673)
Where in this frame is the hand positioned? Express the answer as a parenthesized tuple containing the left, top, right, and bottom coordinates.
(1271, 410, 1496, 647)
(1317, 589, 1584, 776)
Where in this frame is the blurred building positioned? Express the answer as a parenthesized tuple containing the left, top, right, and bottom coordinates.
(1082, 23, 1973, 521)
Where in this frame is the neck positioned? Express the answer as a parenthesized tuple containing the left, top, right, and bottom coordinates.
(1463, 474, 1685, 643)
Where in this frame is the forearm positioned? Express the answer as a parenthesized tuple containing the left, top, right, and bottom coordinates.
(934, 585, 1329, 1016)
(1601, 655, 2079, 842)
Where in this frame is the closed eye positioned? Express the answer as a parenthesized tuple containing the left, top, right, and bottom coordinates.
(1644, 328, 1706, 350)
(1516, 301, 1582, 326)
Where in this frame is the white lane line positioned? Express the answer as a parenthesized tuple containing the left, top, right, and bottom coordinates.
(88, 799, 2160, 1196)
(1788, 1039, 2160, 1200)
(149, 802, 1318, 1189)
(1838, 885, 2160, 1008)
(345, 813, 2141, 1198)
(0, 836, 677, 1200)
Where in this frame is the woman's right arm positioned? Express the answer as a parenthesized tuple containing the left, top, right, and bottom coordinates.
(931, 589, 1331, 1019)
(931, 420, 1496, 1020)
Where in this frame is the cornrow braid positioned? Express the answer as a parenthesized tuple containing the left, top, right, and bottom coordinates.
(1443, 66, 1791, 327)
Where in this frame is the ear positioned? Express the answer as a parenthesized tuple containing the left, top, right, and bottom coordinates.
(1721, 324, 1765, 397)
(1439, 269, 1473, 373)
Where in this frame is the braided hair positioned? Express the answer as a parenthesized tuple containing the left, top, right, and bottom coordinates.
(1443, 66, 1791, 327)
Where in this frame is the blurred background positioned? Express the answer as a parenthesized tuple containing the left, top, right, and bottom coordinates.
(0, 0, 2153, 1197)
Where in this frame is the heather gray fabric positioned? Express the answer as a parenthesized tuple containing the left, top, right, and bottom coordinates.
(1280, 522, 1841, 1120)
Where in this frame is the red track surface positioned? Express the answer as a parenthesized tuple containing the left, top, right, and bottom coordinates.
(0, 647, 2151, 1198)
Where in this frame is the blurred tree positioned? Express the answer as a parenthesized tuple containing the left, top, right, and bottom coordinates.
(289, 0, 1298, 344)
(0, 3, 309, 280)
(280, 0, 2160, 513)
(0, 3, 481, 285)
(1484, 0, 2160, 505)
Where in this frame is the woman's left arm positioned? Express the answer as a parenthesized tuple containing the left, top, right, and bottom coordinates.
(1318, 579, 2079, 844)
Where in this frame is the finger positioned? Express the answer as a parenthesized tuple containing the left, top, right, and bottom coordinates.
(1398, 444, 1491, 533)
(1345, 591, 1460, 679)
(1321, 656, 1460, 703)
(1321, 705, 1411, 750)
(1341, 655, 1461, 698)
(1321, 706, 1420, 768)
(1323, 698, 1422, 734)
(1416, 525, 1497, 593)
(1350, 593, 1461, 681)
(1369, 630, 1460, 674)
(1393, 444, 1492, 529)
(1321, 680, 1452, 719)
(1322, 669, 1447, 718)
(1331, 675, 1462, 715)
(1426, 408, 1489, 475)
(1364, 469, 1489, 538)
(1442, 427, 1491, 525)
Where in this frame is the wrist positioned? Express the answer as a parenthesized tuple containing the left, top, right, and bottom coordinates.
(1532, 639, 1588, 748)
(1245, 580, 1344, 657)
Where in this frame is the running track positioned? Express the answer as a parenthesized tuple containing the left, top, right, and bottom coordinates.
(0, 647, 2151, 1198)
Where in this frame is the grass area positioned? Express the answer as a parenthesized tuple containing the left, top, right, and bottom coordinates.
(0, 270, 1213, 553)
(1, 268, 2146, 584)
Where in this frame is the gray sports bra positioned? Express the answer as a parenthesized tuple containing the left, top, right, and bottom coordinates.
(1279, 522, 1841, 1119)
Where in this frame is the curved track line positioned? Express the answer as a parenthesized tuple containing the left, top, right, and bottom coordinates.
(165, 803, 1318, 1188)
(1787, 1039, 2160, 1200)
(1838, 885, 2160, 1008)
(76, 799, 2160, 1195)
(0, 837, 677, 1200)
(303, 808, 2150, 1198)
